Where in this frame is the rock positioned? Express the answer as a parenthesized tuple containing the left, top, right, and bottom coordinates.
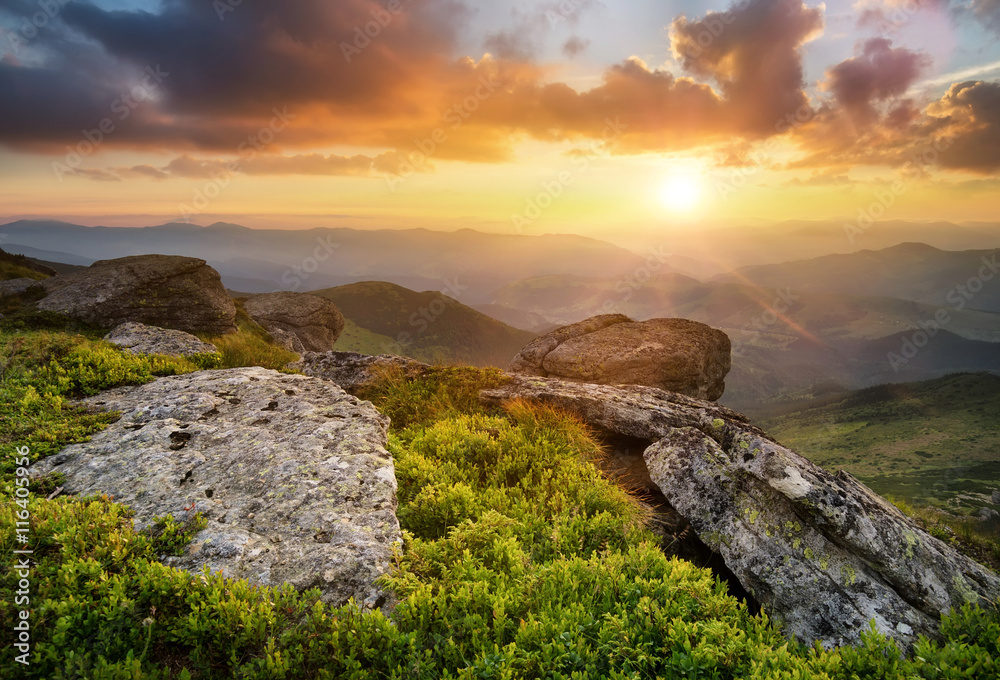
(37, 255, 236, 334)
(507, 314, 731, 401)
(992, 490, 1000, 505)
(31, 367, 401, 609)
(243, 292, 345, 353)
(0, 277, 42, 297)
(105, 322, 219, 358)
(480, 375, 1000, 650)
(978, 507, 999, 522)
(292, 351, 431, 391)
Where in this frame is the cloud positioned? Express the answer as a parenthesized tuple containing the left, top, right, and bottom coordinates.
(71, 151, 420, 182)
(0, 0, 835, 164)
(788, 77, 1000, 174)
(562, 35, 590, 58)
(823, 38, 930, 125)
(971, 0, 1000, 33)
(483, 0, 600, 60)
(927, 80, 1000, 172)
(7, 0, 995, 178)
(670, 0, 825, 135)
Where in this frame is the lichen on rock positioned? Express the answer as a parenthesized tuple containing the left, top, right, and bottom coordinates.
(31, 367, 401, 609)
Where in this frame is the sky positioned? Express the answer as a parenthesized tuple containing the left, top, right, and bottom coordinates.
(1, 0, 999, 241)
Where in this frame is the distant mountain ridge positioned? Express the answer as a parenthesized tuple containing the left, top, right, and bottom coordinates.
(311, 281, 536, 368)
(716, 243, 1000, 313)
(0, 220, 657, 302)
(484, 268, 1000, 411)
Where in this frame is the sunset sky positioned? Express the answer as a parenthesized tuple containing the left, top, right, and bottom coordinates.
(1, 0, 999, 240)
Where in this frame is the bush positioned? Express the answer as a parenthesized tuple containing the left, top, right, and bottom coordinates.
(355, 364, 510, 429)
(2, 333, 1000, 678)
(202, 307, 299, 371)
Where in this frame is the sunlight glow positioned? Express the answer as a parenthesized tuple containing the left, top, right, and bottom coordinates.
(658, 172, 704, 214)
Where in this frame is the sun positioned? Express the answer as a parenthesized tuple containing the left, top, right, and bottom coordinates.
(658, 173, 704, 214)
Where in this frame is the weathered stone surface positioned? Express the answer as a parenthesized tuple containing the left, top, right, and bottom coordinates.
(32, 367, 401, 609)
(105, 322, 219, 357)
(37, 255, 236, 334)
(992, 489, 1000, 505)
(507, 314, 731, 400)
(481, 375, 1000, 650)
(292, 351, 431, 391)
(0, 277, 41, 297)
(481, 374, 746, 442)
(243, 292, 345, 353)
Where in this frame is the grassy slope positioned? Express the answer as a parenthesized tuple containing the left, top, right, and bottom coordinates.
(762, 373, 1000, 513)
(313, 281, 537, 368)
(334, 318, 410, 357)
(0, 303, 998, 677)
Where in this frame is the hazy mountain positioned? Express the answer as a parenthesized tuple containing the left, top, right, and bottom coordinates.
(716, 243, 1000, 313)
(0, 243, 95, 268)
(0, 220, 654, 302)
(311, 281, 536, 368)
(487, 267, 1000, 411)
(471, 304, 556, 333)
(646, 220, 1000, 271)
(489, 269, 1000, 344)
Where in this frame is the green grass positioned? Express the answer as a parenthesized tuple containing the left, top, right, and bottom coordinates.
(762, 373, 1000, 513)
(202, 305, 299, 371)
(333, 318, 399, 356)
(313, 281, 536, 368)
(1, 305, 999, 677)
(0, 261, 49, 281)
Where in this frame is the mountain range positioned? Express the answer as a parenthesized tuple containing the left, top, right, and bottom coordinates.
(0, 220, 661, 301)
(6, 219, 999, 411)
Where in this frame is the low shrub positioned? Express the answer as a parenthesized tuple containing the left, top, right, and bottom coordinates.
(202, 307, 299, 372)
(2, 332, 999, 678)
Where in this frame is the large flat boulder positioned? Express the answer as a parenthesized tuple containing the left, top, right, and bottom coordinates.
(243, 292, 344, 353)
(38, 255, 236, 334)
(508, 314, 731, 401)
(32, 367, 401, 609)
(481, 375, 1000, 650)
(105, 322, 219, 358)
